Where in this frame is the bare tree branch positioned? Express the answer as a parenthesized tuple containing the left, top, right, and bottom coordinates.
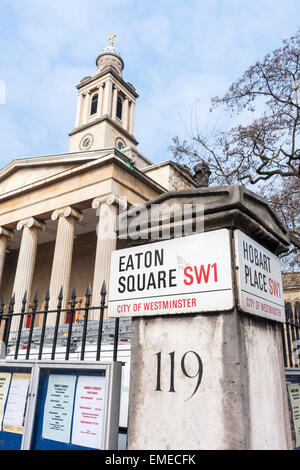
(169, 30, 300, 268)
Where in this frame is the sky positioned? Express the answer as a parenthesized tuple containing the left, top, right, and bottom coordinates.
(0, 0, 299, 169)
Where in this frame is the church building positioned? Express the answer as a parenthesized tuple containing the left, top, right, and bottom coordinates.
(0, 37, 198, 331)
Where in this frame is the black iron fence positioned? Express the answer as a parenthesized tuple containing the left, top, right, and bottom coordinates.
(282, 301, 300, 368)
(0, 281, 130, 362)
(2, 287, 299, 370)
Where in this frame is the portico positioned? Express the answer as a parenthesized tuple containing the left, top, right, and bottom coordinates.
(0, 148, 166, 329)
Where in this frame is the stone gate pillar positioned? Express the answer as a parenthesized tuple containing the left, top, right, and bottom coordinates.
(108, 185, 293, 450)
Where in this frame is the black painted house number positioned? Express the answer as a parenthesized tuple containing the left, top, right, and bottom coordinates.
(155, 351, 203, 401)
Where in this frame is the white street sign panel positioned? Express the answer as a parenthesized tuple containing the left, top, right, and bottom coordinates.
(108, 229, 233, 318)
(234, 230, 285, 323)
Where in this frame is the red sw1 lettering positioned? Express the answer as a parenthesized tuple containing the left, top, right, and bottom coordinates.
(183, 263, 218, 285)
(269, 278, 281, 298)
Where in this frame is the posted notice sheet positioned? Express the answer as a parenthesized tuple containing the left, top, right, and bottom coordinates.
(71, 375, 106, 449)
(0, 373, 11, 430)
(42, 374, 76, 444)
(3, 373, 30, 434)
(288, 383, 300, 449)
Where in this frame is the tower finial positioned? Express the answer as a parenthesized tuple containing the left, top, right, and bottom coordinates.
(109, 34, 116, 47)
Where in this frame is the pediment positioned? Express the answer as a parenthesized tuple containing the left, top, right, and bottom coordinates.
(0, 151, 107, 197)
(0, 163, 78, 195)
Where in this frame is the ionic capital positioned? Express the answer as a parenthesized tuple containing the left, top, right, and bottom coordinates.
(17, 217, 46, 232)
(0, 227, 14, 240)
(51, 206, 83, 223)
(92, 194, 128, 212)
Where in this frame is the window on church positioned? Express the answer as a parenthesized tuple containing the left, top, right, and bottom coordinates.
(90, 93, 98, 115)
(116, 95, 123, 119)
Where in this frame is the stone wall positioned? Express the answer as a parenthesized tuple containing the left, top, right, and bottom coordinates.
(283, 272, 300, 305)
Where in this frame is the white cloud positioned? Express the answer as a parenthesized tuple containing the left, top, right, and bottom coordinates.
(0, 0, 299, 166)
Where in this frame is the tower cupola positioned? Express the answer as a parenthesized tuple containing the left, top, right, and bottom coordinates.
(96, 35, 124, 77)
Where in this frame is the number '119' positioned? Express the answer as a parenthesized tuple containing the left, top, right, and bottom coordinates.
(155, 351, 203, 401)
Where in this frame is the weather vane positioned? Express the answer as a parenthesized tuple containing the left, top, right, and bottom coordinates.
(109, 34, 116, 47)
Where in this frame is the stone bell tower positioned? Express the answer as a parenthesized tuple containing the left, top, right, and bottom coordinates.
(69, 35, 139, 153)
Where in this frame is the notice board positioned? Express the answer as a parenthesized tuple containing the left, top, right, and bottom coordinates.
(0, 361, 121, 450)
(286, 374, 300, 450)
(31, 367, 110, 450)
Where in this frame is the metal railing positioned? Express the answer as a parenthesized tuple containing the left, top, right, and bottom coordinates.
(0, 281, 131, 362)
(281, 301, 300, 368)
(4, 287, 298, 370)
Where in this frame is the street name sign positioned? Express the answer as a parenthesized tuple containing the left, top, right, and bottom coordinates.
(234, 230, 285, 323)
(108, 229, 234, 318)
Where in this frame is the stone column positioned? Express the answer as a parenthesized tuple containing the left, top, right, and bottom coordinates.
(129, 100, 135, 134)
(0, 227, 14, 290)
(103, 80, 113, 116)
(91, 195, 127, 312)
(96, 86, 102, 119)
(100, 83, 105, 116)
(75, 92, 84, 128)
(11, 218, 45, 332)
(48, 207, 83, 321)
(111, 85, 118, 120)
(123, 98, 129, 131)
(83, 92, 91, 122)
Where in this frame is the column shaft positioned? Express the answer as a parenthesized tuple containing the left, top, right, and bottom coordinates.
(123, 98, 129, 130)
(129, 101, 135, 134)
(0, 228, 13, 291)
(112, 86, 118, 120)
(100, 83, 105, 116)
(48, 207, 82, 322)
(75, 93, 83, 127)
(91, 195, 126, 312)
(11, 218, 45, 332)
(103, 80, 113, 116)
(96, 87, 102, 119)
(84, 93, 90, 122)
